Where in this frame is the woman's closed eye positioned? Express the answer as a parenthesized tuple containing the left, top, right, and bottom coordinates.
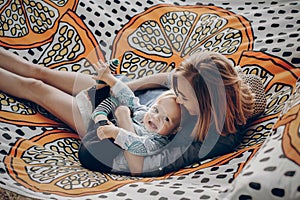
(182, 96, 188, 101)
(178, 93, 188, 101)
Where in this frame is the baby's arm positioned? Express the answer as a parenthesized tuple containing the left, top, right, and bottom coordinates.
(97, 105, 134, 139)
(114, 105, 135, 132)
(98, 105, 167, 156)
(98, 126, 166, 156)
(114, 129, 169, 156)
(93, 61, 142, 112)
(114, 106, 144, 174)
(102, 105, 143, 175)
(93, 60, 118, 88)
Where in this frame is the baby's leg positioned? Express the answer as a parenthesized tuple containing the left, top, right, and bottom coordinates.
(0, 49, 96, 95)
(0, 68, 86, 136)
(92, 97, 118, 122)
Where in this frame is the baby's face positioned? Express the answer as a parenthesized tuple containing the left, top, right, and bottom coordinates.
(143, 98, 181, 136)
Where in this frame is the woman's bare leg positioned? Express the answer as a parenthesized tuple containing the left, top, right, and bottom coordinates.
(0, 68, 86, 136)
(0, 49, 96, 95)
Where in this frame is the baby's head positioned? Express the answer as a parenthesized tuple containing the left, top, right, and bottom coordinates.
(143, 90, 181, 136)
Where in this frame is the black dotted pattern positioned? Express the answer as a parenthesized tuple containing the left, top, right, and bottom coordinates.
(0, 0, 299, 199)
(7, 0, 299, 67)
(219, 78, 300, 200)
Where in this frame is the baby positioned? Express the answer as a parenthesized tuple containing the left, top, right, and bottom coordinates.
(90, 64, 181, 156)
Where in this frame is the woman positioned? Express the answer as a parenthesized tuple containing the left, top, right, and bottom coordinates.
(91, 52, 266, 176)
(0, 49, 266, 176)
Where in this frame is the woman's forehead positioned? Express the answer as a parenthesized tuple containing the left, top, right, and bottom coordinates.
(173, 70, 192, 83)
(173, 72, 193, 91)
(173, 72, 198, 104)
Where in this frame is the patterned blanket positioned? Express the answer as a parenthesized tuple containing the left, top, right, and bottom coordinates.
(0, 0, 299, 199)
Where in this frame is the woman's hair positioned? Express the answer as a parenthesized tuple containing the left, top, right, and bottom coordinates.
(174, 52, 254, 141)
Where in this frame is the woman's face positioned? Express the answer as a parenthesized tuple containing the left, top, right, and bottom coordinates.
(173, 71, 199, 116)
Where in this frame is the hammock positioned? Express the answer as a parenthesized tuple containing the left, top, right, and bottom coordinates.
(0, 0, 299, 199)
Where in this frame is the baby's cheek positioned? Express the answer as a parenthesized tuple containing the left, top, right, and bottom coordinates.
(159, 126, 168, 136)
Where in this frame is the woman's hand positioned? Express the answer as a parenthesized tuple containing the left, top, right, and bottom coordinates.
(97, 123, 119, 140)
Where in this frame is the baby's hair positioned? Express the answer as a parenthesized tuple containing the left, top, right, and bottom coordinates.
(155, 89, 177, 102)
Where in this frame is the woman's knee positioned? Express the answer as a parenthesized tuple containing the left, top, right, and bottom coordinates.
(24, 77, 44, 90)
(14, 77, 45, 100)
(24, 78, 47, 96)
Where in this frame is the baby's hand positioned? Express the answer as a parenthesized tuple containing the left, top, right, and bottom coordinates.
(97, 123, 119, 140)
(92, 60, 112, 83)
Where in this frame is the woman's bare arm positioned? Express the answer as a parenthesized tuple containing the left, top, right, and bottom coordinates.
(126, 73, 169, 91)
